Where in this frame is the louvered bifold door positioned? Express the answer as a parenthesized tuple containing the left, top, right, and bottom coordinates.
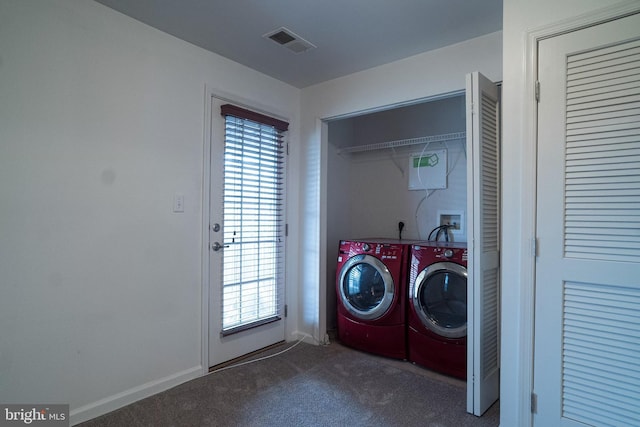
(534, 12, 640, 427)
(562, 34, 640, 426)
(466, 71, 501, 416)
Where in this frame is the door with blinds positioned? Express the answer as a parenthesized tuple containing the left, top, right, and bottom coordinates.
(208, 97, 287, 367)
(534, 12, 640, 426)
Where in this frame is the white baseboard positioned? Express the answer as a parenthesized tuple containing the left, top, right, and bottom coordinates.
(290, 330, 324, 345)
(69, 365, 203, 425)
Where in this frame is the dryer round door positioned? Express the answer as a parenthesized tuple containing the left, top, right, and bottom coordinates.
(338, 254, 395, 320)
(411, 262, 467, 338)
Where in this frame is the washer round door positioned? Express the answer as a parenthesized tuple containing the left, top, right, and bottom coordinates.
(411, 262, 467, 338)
(338, 254, 395, 320)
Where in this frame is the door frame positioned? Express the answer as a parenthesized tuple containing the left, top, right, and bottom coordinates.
(519, 2, 640, 425)
(201, 86, 212, 375)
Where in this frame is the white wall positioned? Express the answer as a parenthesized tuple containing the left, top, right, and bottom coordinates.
(325, 121, 353, 331)
(298, 31, 502, 343)
(334, 96, 467, 241)
(500, 1, 632, 426)
(0, 0, 299, 424)
(344, 141, 467, 241)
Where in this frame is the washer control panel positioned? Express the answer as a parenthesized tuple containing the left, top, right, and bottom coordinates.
(412, 243, 468, 264)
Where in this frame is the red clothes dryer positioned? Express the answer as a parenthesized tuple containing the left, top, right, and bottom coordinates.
(336, 239, 410, 360)
(408, 242, 468, 379)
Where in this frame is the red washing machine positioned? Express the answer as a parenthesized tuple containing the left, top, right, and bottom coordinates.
(336, 239, 411, 360)
(408, 242, 468, 379)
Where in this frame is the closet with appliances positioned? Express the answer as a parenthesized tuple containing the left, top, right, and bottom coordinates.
(327, 94, 468, 331)
(326, 72, 500, 417)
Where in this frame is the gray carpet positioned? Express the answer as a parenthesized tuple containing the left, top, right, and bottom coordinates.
(79, 340, 499, 426)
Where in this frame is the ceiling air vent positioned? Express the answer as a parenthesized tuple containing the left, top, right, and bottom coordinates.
(263, 27, 316, 54)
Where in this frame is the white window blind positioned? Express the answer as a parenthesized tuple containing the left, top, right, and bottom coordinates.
(220, 104, 287, 335)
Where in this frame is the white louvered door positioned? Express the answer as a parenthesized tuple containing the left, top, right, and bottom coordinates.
(466, 71, 500, 416)
(534, 12, 640, 427)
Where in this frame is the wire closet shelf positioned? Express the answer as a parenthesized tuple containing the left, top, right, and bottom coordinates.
(336, 131, 466, 154)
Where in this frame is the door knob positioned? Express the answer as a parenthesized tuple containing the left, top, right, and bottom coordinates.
(211, 242, 229, 251)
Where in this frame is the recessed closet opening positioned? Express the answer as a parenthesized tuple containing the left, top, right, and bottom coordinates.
(325, 93, 467, 332)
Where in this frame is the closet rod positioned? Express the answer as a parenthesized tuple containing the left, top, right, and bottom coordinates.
(337, 131, 466, 154)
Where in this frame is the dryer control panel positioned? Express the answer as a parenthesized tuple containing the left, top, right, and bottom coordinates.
(337, 240, 406, 265)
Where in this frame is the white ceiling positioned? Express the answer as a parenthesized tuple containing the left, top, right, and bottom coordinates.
(94, 0, 502, 88)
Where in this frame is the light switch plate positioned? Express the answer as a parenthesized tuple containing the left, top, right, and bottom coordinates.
(173, 194, 184, 213)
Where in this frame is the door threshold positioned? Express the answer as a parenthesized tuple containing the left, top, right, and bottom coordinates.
(209, 340, 286, 372)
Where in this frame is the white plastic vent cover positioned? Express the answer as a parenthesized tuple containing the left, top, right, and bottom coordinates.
(263, 27, 316, 54)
